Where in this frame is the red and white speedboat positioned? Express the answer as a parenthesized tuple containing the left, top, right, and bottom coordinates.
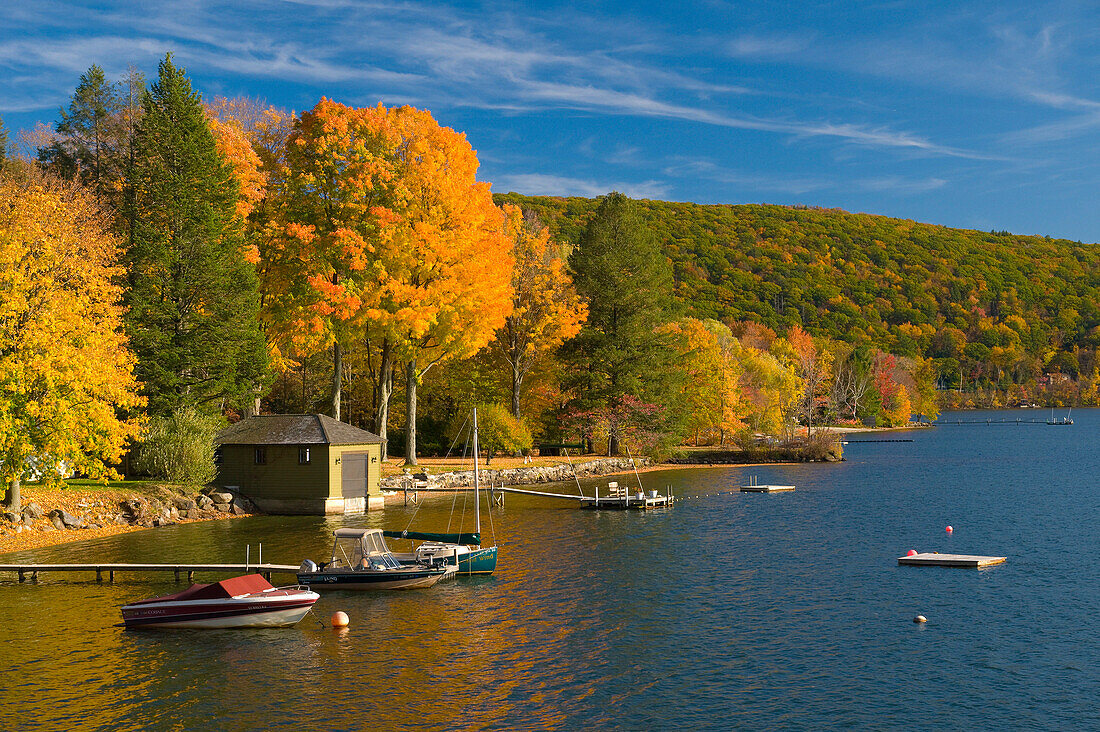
(120, 574, 319, 629)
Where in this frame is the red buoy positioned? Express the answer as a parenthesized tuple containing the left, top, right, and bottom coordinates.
(906, 549, 918, 557)
(946, 525, 953, 533)
(331, 611, 349, 628)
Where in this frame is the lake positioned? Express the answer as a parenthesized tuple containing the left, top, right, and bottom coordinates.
(2, 408, 1097, 730)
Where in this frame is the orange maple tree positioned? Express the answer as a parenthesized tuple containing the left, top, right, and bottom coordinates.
(271, 100, 513, 461)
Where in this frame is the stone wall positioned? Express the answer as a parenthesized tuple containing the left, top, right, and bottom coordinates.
(381, 457, 649, 491)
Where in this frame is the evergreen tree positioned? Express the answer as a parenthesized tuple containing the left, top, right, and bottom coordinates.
(0, 117, 8, 168)
(563, 192, 682, 455)
(126, 55, 268, 417)
(38, 65, 124, 202)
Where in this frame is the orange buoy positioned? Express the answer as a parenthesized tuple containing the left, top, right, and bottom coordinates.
(331, 611, 349, 628)
(946, 525, 953, 533)
(906, 549, 918, 557)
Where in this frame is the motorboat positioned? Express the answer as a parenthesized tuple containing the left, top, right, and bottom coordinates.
(298, 528, 448, 590)
(120, 574, 319, 629)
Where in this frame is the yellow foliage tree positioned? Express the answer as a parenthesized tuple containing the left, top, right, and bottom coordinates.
(0, 178, 143, 511)
(496, 204, 587, 419)
(661, 318, 745, 445)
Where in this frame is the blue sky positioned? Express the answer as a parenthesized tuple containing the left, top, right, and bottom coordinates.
(4, 1, 1100, 241)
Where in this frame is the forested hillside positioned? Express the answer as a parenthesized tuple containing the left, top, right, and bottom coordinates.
(496, 194, 1100, 389)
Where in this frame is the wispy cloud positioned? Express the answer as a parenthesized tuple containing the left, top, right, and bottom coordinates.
(858, 176, 948, 194)
(663, 159, 830, 196)
(493, 172, 671, 200)
(727, 33, 813, 58)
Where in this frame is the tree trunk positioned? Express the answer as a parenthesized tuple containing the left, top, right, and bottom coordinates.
(511, 359, 523, 419)
(331, 341, 342, 421)
(404, 359, 417, 466)
(3, 476, 20, 513)
(374, 340, 393, 461)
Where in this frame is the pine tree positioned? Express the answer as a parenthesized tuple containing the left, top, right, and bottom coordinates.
(0, 117, 8, 168)
(126, 55, 268, 417)
(38, 65, 124, 203)
(563, 192, 681, 455)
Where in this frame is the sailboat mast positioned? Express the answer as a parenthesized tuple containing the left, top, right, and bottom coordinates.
(473, 407, 481, 536)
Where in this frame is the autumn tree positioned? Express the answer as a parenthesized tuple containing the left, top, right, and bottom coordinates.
(275, 100, 513, 463)
(471, 404, 532, 464)
(787, 324, 833, 435)
(563, 192, 680, 456)
(495, 204, 586, 419)
(38, 65, 125, 204)
(735, 341, 802, 437)
(126, 55, 268, 417)
(0, 178, 143, 512)
(660, 318, 745, 445)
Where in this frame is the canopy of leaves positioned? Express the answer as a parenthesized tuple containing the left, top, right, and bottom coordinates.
(0, 177, 143, 506)
(497, 193, 1100, 389)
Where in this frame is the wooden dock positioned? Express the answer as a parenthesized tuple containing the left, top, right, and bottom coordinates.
(581, 481, 673, 510)
(0, 563, 301, 583)
(897, 553, 1007, 568)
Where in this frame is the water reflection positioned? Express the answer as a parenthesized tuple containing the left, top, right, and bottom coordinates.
(5, 413, 1100, 729)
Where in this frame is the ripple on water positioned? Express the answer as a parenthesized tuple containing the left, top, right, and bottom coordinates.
(5, 410, 1100, 729)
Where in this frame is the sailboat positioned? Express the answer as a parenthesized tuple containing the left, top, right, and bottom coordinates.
(386, 407, 498, 575)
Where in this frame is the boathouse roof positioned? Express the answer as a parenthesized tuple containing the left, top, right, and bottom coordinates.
(215, 414, 384, 446)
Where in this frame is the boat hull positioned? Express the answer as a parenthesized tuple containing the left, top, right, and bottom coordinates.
(121, 593, 318, 629)
(458, 546, 497, 575)
(298, 567, 446, 590)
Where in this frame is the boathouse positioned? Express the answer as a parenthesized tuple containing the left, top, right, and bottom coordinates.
(214, 414, 385, 515)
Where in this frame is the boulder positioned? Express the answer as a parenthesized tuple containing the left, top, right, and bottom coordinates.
(3, 511, 20, 525)
(171, 496, 196, 512)
(22, 502, 44, 520)
(230, 502, 247, 515)
(48, 509, 84, 529)
(209, 491, 234, 505)
(214, 503, 231, 513)
(195, 494, 214, 511)
(120, 499, 145, 520)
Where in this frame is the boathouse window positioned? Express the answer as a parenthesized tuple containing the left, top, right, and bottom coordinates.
(254, 447, 266, 465)
(299, 447, 311, 464)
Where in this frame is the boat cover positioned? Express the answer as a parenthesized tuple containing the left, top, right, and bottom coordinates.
(383, 530, 481, 545)
(128, 574, 274, 605)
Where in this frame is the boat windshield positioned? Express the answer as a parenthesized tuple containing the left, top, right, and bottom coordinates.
(331, 532, 401, 570)
(361, 552, 403, 571)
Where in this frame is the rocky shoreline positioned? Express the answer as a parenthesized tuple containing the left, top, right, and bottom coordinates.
(0, 486, 256, 553)
(380, 456, 650, 492)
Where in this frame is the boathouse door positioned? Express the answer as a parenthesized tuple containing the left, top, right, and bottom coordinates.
(341, 452, 368, 514)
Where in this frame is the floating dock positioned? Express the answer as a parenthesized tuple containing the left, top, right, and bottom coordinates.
(580, 481, 673, 510)
(740, 476, 795, 492)
(0, 563, 300, 583)
(897, 553, 1006, 568)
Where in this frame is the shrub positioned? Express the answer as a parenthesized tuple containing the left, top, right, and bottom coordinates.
(133, 408, 224, 485)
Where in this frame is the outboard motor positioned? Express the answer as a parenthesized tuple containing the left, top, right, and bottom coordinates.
(299, 559, 318, 573)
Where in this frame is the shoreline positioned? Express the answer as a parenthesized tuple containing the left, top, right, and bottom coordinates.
(1, 424, 915, 554)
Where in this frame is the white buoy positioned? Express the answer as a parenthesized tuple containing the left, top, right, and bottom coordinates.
(914, 615, 927, 623)
(331, 611, 349, 628)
